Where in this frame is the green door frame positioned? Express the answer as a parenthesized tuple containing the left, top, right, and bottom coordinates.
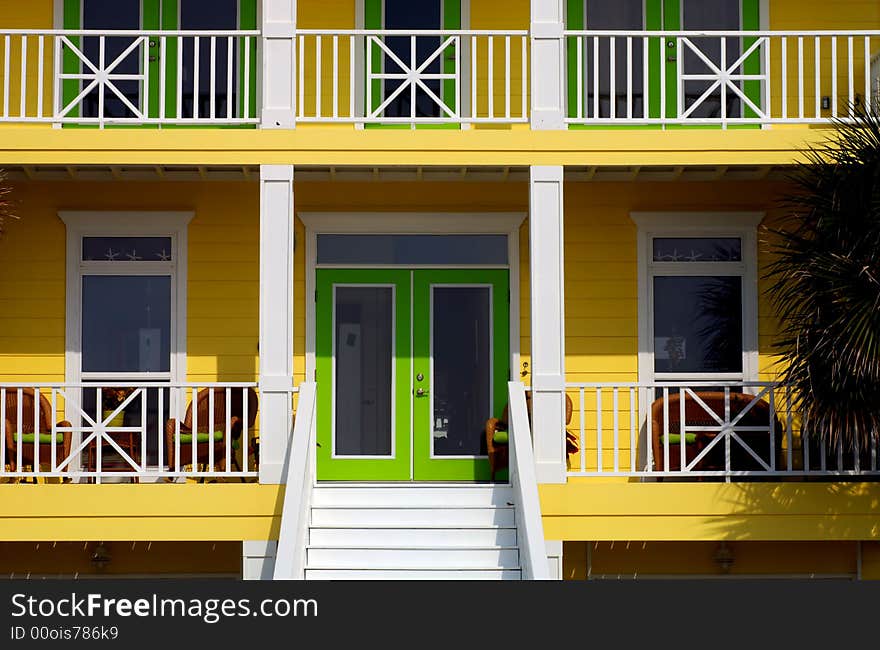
(62, 0, 257, 126)
(566, 0, 761, 126)
(364, 0, 462, 127)
(412, 269, 509, 481)
(315, 268, 510, 482)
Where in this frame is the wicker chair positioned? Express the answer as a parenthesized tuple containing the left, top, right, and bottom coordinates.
(485, 392, 578, 481)
(650, 391, 783, 474)
(4, 388, 72, 474)
(165, 387, 259, 477)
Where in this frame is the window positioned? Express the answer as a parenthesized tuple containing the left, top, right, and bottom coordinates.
(632, 213, 762, 384)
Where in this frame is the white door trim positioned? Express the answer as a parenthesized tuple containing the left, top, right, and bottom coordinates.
(299, 211, 525, 394)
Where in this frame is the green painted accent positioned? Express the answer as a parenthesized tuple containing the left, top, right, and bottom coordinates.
(13, 433, 65, 444)
(315, 269, 412, 481)
(565, 0, 584, 122)
(62, 0, 81, 118)
(177, 431, 225, 444)
(662, 0, 680, 121)
(239, 0, 258, 122)
(412, 269, 509, 481)
(661, 433, 697, 445)
(492, 430, 509, 445)
(365, 0, 461, 129)
(646, 0, 663, 121)
(741, 0, 761, 122)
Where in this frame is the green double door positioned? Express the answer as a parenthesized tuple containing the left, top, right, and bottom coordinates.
(61, 0, 257, 123)
(316, 269, 509, 481)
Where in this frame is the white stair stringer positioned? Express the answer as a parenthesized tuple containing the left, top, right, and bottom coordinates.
(303, 484, 523, 580)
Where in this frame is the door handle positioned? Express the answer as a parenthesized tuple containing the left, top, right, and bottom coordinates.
(416, 388, 429, 397)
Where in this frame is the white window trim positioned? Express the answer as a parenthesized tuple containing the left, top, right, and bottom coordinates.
(60, 211, 193, 395)
(631, 211, 763, 385)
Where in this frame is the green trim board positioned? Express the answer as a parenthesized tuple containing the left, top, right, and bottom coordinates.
(315, 268, 510, 482)
(565, 0, 761, 127)
(62, 0, 256, 128)
(364, 0, 462, 128)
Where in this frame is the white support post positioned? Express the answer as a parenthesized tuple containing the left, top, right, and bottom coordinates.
(242, 541, 277, 580)
(546, 540, 564, 580)
(530, 0, 566, 129)
(261, 0, 296, 128)
(529, 166, 566, 483)
(259, 165, 295, 483)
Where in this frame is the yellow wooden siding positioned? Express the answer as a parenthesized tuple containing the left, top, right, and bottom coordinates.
(0, 181, 260, 388)
(0, 0, 54, 129)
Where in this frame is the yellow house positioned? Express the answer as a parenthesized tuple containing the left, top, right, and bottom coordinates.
(0, 0, 879, 579)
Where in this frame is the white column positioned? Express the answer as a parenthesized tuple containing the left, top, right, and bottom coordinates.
(259, 165, 295, 484)
(530, 0, 565, 129)
(242, 541, 277, 580)
(529, 166, 566, 483)
(261, 0, 296, 128)
(546, 540, 564, 580)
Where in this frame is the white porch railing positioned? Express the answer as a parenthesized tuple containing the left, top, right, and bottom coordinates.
(0, 30, 259, 126)
(0, 382, 260, 482)
(565, 381, 880, 479)
(507, 381, 549, 580)
(565, 30, 880, 126)
(273, 382, 317, 580)
(293, 30, 529, 124)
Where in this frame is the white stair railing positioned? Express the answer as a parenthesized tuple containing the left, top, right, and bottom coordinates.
(507, 381, 549, 580)
(273, 381, 317, 580)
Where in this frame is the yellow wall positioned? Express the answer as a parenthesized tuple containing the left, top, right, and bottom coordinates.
(0, 181, 260, 385)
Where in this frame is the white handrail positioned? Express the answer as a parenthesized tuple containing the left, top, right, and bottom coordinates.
(507, 381, 549, 580)
(272, 381, 317, 581)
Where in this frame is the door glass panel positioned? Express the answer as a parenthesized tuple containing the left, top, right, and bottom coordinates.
(382, 0, 443, 118)
(81, 0, 141, 119)
(334, 287, 394, 456)
(653, 276, 742, 373)
(81, 276, 172, 373)
(584, 0, 644, 118)
(180, 0, 240, 119)
(680, 0, 742, 118)
(432, 287, 491, 456)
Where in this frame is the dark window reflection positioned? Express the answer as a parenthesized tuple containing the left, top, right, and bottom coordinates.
(681, 0, 743, 119)
(180, 0, 240, 119)
(317, 235, 508, 266)
(432, 287, 491, 456)
(81, 0, 141, 119)
(334, 287, 393, 456)
(583, 0, 644, 118)
(653, 276, 742, 373)
(82, 276, 172, 373)
(380, 0, 445, 118)
(652, 237, 742, 262)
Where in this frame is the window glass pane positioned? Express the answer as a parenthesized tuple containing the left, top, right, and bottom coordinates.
(432, 287, 491, 456)
(334, 287, 393, 456)
(82, 276, 172, 373)
(180, 0, 240, 119)
(584, 0, 644, 118)
(652, 237, 741, 262)
(82, 237, 173, 262)
(653, 276, 742, 373)
(317, 234, 508, 265)
(681, 0, 743, 118)
(81, 0, 141, 119)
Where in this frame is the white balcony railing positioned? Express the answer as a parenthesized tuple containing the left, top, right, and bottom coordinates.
(0, 30, 259, 126)
(294, 30, 529, 124)
(1, 383, 263, 482)
(566, 382, 880, 480)
(565, 30, 880, 126)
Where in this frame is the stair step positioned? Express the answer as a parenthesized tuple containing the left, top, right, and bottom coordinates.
(306, 546, 519, 569)
(304, 568, 523, 580)
(311, 485, 515, 507)
(310, 506, 515, 527)
(309, 526, 517, 547)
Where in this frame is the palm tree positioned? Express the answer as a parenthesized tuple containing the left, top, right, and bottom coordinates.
(763, 102, 880, 453)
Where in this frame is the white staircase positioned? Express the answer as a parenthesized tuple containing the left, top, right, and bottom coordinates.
(304, 484, 523, 580)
